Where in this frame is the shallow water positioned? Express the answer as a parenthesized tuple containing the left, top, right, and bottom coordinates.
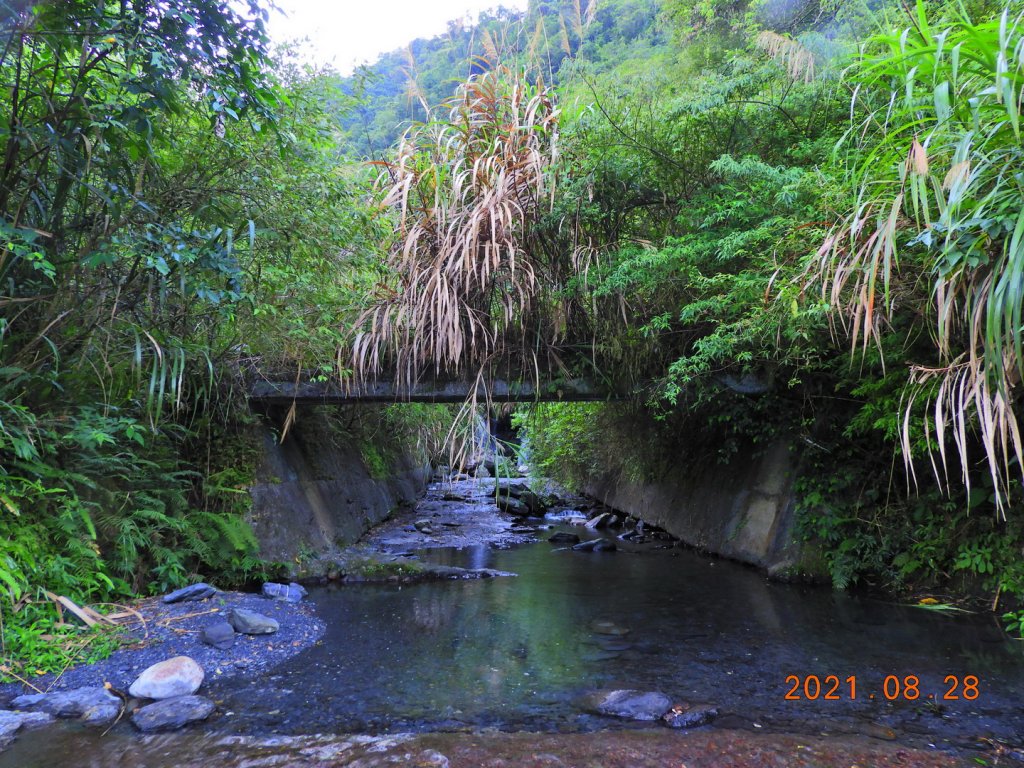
(3, 486, 1024, 765)
(203, 539, 1024, 745)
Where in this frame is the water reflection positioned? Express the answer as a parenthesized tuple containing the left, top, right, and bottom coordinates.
(201, 538, 1024, 746)
(3, 536, 1022, 767)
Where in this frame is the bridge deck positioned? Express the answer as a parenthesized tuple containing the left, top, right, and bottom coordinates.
(248, 378, 617, 404)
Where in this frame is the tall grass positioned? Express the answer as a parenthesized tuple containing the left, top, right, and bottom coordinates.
(813, 1, 1024, 511)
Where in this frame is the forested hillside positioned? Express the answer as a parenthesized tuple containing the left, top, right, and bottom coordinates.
(2, 0, 1024, 682)
(338, 0, 666, 156)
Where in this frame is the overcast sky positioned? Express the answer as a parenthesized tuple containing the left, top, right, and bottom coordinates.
(267, 0, 530, 74)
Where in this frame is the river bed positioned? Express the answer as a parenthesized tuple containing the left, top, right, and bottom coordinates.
(2, 477, 1022, 766)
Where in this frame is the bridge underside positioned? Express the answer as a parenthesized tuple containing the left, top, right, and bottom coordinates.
(248, 378, 619, 405)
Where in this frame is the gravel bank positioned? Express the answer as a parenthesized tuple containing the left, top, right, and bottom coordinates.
(0, 590, 324, 702)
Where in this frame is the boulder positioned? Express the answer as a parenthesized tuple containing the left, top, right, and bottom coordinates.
(0, 710, 53, 749)
(228, 607, 279, 635)
(261, 581, 308, 603)
(585, 689, 673, 721)
(131, 695, 215, 733)
(413, 519, 435, 534)
(502, 482, 530, 498)
(162, 582, 217, 603)
(548, 532, 581, 544)
(200, 620, 236, 650)
(518, 490, 546, 514)
(585, 512, 614, 529)
(496, 494, 531, 517)
(129, 656, 204, 700)
(11, 687, 120, 725)
(663, 705, 718, 729)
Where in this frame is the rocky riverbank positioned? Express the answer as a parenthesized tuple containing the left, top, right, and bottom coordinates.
(0, 585, 324, 749)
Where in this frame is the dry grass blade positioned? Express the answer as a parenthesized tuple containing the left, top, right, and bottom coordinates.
(809, 6, 1024, 511)
(756, 31, 817, 84)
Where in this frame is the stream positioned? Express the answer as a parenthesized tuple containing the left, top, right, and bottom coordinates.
(3, 476, 1023, 765)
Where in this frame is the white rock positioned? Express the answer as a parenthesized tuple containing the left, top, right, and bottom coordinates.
(129, 656, 204, 700)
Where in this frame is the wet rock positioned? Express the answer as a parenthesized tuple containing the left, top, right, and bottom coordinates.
(573, 538, 616, 552)
(261, 582, 308, 602)
(0, 710, 53, 749)
(501, 482, 530, 498)
(425, 565, 517, 580)
(858, 722, 898, 741)
(496, 494, 532, 517)
(518, 490, 546, 514)
(131, 695, 215, 732)
(663, 705, 718, 729)
(162, 582, 217, 603)
(129, 656, 204, 699)
(548, 532, 581, 544)
(414, 519, 435, 534)
(585, 689, 672, 721)
(11, 687, 120, 725)
(585, 512, 615, 529)
(590, 620, 630, 636)
(201, 620, 236, 650)
(441, 492, 469, 502)
(228, 607, 280, 635)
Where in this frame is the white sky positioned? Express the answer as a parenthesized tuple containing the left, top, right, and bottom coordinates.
(267, 0, 530, 74)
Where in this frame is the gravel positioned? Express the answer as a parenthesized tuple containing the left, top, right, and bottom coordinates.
(0, 590, 325, 703)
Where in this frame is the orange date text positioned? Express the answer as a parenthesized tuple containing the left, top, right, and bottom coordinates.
(783, 674, 980, 701)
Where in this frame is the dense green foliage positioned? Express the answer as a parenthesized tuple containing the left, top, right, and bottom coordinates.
(507, 0, 1024, 629)
(4, 0, 1024, 680)
(0, 0, 384, 677)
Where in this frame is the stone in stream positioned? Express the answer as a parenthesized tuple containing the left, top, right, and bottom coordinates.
(518, 490, 546, 514)
(548, 532, 581, 544)
(662, 705, 718, 729)
(131, 695, 216, 732)
(162, 582, 217, 603)
(858, 722, 899, 741)
(585, 689, 673, 721)
(0, 710, 53, 748)
(201, 619, 236, 650)
(585, 512, 615, 529)
(228, 607, 279, 635)
(573, 538, 616, 552)
(413, 519, 435, 534)
(499, 482, 531, 498)
(590, 619, 630, 636)
(11, 687, 120, 725)
(496, 494, 532, 518)
(261, 581, 308, 602)
(129, 656, 204, 699)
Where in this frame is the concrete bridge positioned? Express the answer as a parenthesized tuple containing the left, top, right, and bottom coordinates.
(247, 377, 621, 405)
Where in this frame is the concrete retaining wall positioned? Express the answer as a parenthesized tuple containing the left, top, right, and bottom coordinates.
(584, 440, 807, 575)
(247, 419, 429, 563)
